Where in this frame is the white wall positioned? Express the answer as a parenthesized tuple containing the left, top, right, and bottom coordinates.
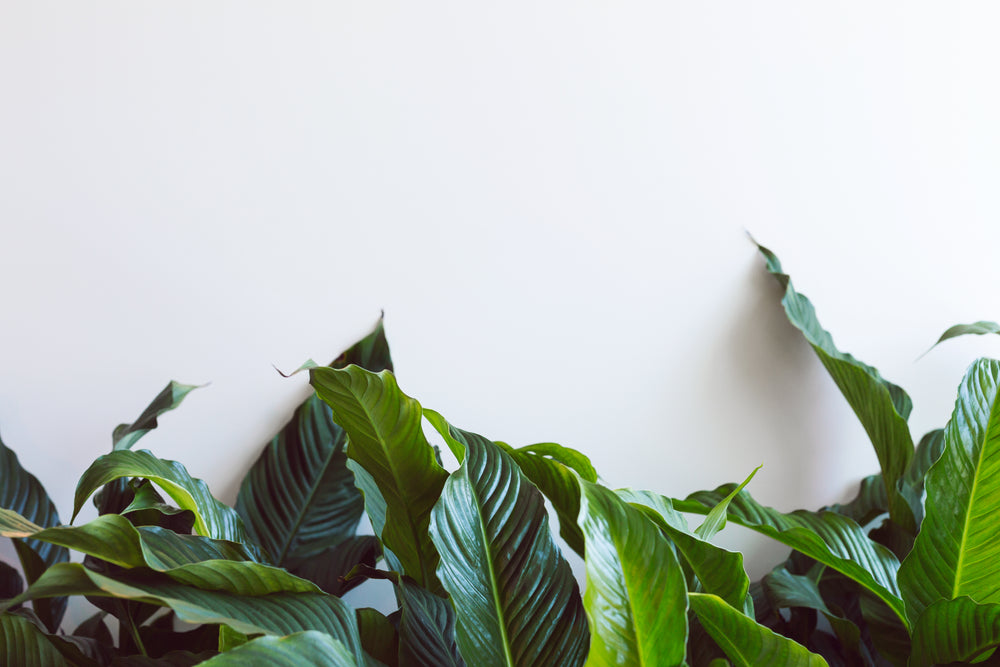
(4, 1, 1000, 623)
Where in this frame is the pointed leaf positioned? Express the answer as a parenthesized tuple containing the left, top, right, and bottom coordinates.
(197, 631, 359, 666)
(899, 358, 1000, 624)
(358, 607, 399, 667)
(429, 434, 588, 667)
(689, 593, 828, 667)
(755, 241, 915, 531)
(0, 612, 72, 666)
(696, 466, 761, 540)
(286, 535, 381, 596)
(926, 321, 1000, 354)
(310, 366, 448, 591)
(580, 480, 687, 666)
(73, 449, 253, 548)
(909, 597, 1000, 667)
(113, 381, 201, 451)
(0, 434, 67, 570)
(397, 577, 465, 667)
(674, 485, 906, 628)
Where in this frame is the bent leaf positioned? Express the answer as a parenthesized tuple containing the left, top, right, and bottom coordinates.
(199, 631, 358, 666)
(113, 381, 201, 451)
(397, 577, 465, 667)
(674, 484, 906, 628)
(311, 366, 448, 592)
(696, 466, 760, 540)
(0, 612, 72, 667)
(925, 321, 1000, 356)
(580, 480, 687, 666)
(689, 593, 828, 667)
(755, 240, 915, 532)
(429, 434, 588, 667)
(898, 358, 1000, 624)
(0, 434, 67, 570)
(72, 449, 252, 548)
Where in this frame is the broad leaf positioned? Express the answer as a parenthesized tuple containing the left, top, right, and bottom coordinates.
(0, 433, 67, 570)
(0, 611, 72, 667)
(111, 651, 217, 666)
(0, 560, 23, 601)
(430, 434, 588, 667)
(197, 631, 359, 666)
(898, 358, 1000, 624)
(358, 607, 399, 667)
(909, 597, 1000, 667)
(674, 485, 906, 628)
(690, 593, 828, 667)
(286, 535, 381, 596)
(73, 449, 253, 548)
(310, 366, 448, 592)
(11, 539, 66, 632)
(755, 241, 915, 532)
(122, 479, 197, 533)
(580, 480, 687, 666)
(397, 577, 465, 667)
(113, 381, 200, 451)
(347, 460, 404, 574)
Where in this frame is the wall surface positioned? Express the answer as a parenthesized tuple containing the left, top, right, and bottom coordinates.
(4, 1, 1000, 622)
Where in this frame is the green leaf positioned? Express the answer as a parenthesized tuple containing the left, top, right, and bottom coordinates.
(197, 631, 359, 666)
(0, 560, 23, 601)
(310, 366, 448, 592)
(72, 449, 253, 549)
(898, 358, 1000, 624)
(347, 460, 403, 574)
(1, 561, 366, 662)
(696, 466, 761, 540)
(674, 485, 906, 628)
(690, 593, 828, 667)
(0, 434, 67, 570)
(0, 612, 72, 667)
(10, 539, 66, 632)
(925, 321, 1000, 355)
(286, 535, 381, 597)
(909, 597, 1000, 667)
(429, 434, 588, 667)
(111, 651, 218, 666)
(397, 577, 465, 667)
(113, 381, 201, 451)
(754, 240, 915, 532)
(579, 480, 687, 666)
(122, 479, 197, 533)
(618, 489, 748, 612)
(358, 607, 399, 667)
(218, 624, 252, 652)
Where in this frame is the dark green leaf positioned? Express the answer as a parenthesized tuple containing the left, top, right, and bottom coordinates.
(358, 607, 399, 667)
(0, 560, 23, 601)
(113, 381, 201, 451)
(111, 651, 218, 666)
(0, 611, 72, 666)
(429, 435, 588, 667)
(122, 479, 197, 534)
(11, 538, 66, 632)
(196, 631, 359, 666)
(580, 480, 687, 666)
(909, 597, 1000, 667)
(73, 611, 112, 645)
(286, 535, 381, 596)
(310, 366, 448, 592)
(754, 241, 915, 532)
(397, 577, 465, 667)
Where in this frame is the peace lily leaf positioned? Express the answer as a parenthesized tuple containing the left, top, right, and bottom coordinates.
(310, 366, 448, 592)
(111, 651, 217, 666)
(826, 474, 887, 528)
(357, 607, 399, 667)
(73, 611, 112, 645)
(113, 381, 201, 451)
(122, 479, 197, 534)
(218, 624, 252, 652)
(696, 466, 761, 540)
(0, 611, 72, 667)
(429, 434, 588, 667)
(286, 535, 381, 597)
(580, 479, 687, 667)
(755, 240, 915, 532)
(0, 434, 67, 571)
(347, 460, 404, 574)
(898, 358, 1000, 624)
(909, 597, 1000, 667)
(924, 321, 1000, 357)
(905, 429, 945, 495)
(425, 409, 595, 559)
(197, 631, 359, 666)
(689, 593, 829, 667)
(73, 449, 253, 548)
(397, 577, 465, 667)
(1, 561, 366, 662)
(619, 489, 748, 612)
(0, 560, 23, 601)
(10, 539, 66, 632)
(674, 485, 906, 628)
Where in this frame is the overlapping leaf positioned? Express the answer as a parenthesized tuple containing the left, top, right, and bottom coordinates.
(755, 240, 915, 532)
(580, 480, 687, 666)
(397, 577, 465, 667)
(0, 611, 72, 667)
(0, 434, 67, 570)
(311, 366, 448, 592)
(898, 358, 1000, 624)
(674, 485, 906, 627)
(430, 435, 588, 667)
(909, 597, 1000, 667)
(113, 381, 201, 451)
(200, 631, 358, 666)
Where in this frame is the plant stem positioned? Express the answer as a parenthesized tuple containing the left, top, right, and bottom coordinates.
(124, 606, 148, 656)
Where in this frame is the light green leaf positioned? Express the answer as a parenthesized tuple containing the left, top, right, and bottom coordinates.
(696, 466, 761, 540)
(755, 240, 915, 532)
(113, 381, 201, 451)
(689, 593, 828, 667)
(909, 597, 1000, 667)
(72, 449, 253, 549)
(198, 631, 359, 666)
(674, 484, 906, 628)
(925, 321, 1000, 356)
(898, 358, 1000, 624)
(580, 480, 687, 666)
(430, 434, 588, 667)
(310, 366, 448, 592)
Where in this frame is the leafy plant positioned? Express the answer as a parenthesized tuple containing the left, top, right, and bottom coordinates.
(3, 244, 1000, 665)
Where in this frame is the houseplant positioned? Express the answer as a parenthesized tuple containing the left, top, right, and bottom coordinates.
(1, 241, 998, 666)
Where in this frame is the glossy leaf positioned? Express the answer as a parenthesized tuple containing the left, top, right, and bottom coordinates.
(397, 577, 465, 667)
(0, 434, 67, 570)
(113, 381, 201, 451)
(358, 607, 399, 667)
(310, 366, 448, 591)
(287, 535, 381, 596)
(0, 612, 72, 667)
(696, 466, 760, 540)
(347, 460, 403, 574)
(925, 321, 1000, 355)
(430, 435, 588, 667)
(674, 485, 906, 628)
(898, 358, 1000, 624)
(73, 449, 252, 548)
(755, 240, 915, 532)
(580, 480, 687, 666)
(909, 597, 1000, 667)
(11, 539, 66, 632)
(690, 593, 828, 667)
(197, 631, 358, 666)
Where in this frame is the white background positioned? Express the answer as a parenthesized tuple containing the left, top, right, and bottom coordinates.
(3, 2, 1000, 624)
